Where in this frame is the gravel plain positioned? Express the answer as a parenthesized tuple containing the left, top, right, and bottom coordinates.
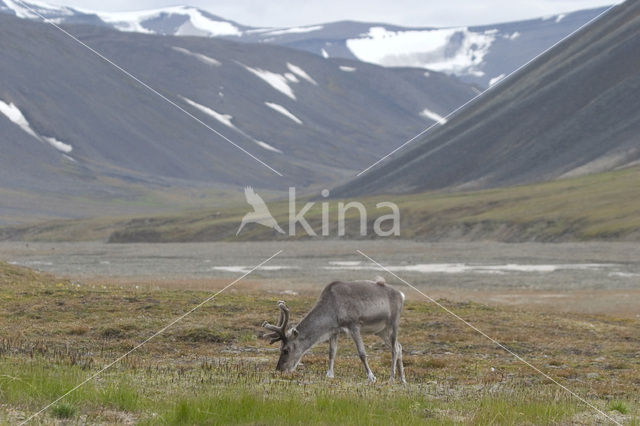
(0, 240, 638, 284)
(1, 241, 638, 316)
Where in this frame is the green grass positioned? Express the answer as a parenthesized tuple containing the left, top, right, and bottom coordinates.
(0, 359, 140, 413)
(0, 357, 585, 425)
(50, 403, 76, 419)
(160, 392, 434, 425)
(156, 391, 585, 425)
(609, 400, 630, 414)
(469, 395, 580, 425)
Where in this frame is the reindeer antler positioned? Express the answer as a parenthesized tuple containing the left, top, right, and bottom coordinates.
(262, 300, 290, 344)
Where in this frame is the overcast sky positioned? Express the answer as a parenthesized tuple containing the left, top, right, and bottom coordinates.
(51, 0, 621, 27)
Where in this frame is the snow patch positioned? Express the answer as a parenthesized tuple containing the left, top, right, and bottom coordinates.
(0, 99, 39, 138)
(3, 0, 73, 19)
(265, 102, 302, 124)
(43, 136, 72, 153)
(321, 48, 329, 58)
(508, 31, 520, 40)
(346, 26, 495, 77)
(181, 96, 282, 153)
(0, 99, 73, 153)
(211, 265, 295, 273)
(96, 9, 156, 33)
(244, 28, 272, 34)
(286, 63, 317, 85)
(181, 96, 235, 128)
(284, 73, 299, 83)
(171, 46, 220, 66)
(185, 8, 241, 36)
(489, 73, 506, 86)
(329, 261, 362, 266)
(243, 65, 296, 99)
(339, 65, 357, 72)
(555, 14, 566, 23)
(263, 25, 323, 36)
(97, 6, 241, 36)
(325, 262, 616, 274)
(609, 272, 640, 278)
(254, 140, 283, 153)
(420, 108, 447, 124)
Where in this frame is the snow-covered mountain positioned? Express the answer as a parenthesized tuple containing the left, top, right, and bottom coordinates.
(239, 9, 611, 87)
(0, 12, 476, 222)
(0, 0, 610, 86)
(0, 1, 247, 35)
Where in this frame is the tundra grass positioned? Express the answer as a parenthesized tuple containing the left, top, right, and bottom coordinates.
(5, 165, 639, 242)
(0, 262, 638, 424)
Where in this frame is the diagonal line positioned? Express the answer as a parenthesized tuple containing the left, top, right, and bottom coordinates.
(19, 249, 283, 425)
(356, 4, 618, 177)
(13, 0, 283, 177)
(356, 250, 621, 426)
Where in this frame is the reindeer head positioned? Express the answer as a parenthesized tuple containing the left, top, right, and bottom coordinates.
(262, 300, 301, 372)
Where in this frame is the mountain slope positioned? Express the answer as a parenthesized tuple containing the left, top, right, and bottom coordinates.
(0, 13, 476, 222)
(335, 0, 640, 197)
(0, 1, 612, 86)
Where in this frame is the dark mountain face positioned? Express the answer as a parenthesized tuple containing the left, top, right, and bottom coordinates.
(0, 14, 476, 221)
(0, 1, 610, 87)
(334, 1, 640, 197)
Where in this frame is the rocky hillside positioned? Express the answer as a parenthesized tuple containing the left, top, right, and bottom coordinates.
(335, 1, 640, 197)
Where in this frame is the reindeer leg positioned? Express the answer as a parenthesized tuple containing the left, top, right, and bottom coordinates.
(388, 330, 398, 383)
(390, 326, 406, 384)
(396, 341, 406, 384)
(350, 326, 376, 383)
(375, 328, 395, 383)
(327, 333, 338, 378)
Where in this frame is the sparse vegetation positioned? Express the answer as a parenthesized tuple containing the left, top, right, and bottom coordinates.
(0, 261, 638, 424)
(50, 403, 76, 419)
(176, 326, 233, 343)
(609, 400, 630, 415)
(3, 165, 639, 243)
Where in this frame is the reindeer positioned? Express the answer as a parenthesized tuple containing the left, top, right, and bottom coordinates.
(262, 277, 405, 383)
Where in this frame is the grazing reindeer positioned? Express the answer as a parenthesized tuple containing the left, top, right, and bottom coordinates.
(262, 277, 405, 383)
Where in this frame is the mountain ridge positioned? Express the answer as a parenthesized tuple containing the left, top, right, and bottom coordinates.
(0, 0, 612, 86)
